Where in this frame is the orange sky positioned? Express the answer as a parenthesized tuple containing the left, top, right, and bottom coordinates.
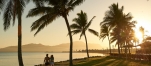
(0, 0, 151, 48)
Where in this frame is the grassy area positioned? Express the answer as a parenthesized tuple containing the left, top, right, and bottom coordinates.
(54, 56, 151, 66)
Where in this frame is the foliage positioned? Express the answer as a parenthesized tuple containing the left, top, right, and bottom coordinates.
(27, 0, 85, 66)
(70, 10, 98, 58)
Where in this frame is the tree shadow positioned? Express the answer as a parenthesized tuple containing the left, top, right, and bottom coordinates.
(74, 56, 151, 66)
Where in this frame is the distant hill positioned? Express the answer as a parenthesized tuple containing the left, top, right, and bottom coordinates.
(0, 41, 101, 52)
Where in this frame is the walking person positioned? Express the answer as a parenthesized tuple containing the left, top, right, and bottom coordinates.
(44, 54, 50, 66)
(50, 55, 54, 66)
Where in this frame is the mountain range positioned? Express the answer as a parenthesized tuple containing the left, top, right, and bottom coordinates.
(0, 41, 101, 52)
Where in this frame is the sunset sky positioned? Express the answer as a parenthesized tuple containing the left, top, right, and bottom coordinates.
(0, 0, 151, 48)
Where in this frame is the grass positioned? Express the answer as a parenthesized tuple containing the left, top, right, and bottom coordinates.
(54, 56, 151, 66)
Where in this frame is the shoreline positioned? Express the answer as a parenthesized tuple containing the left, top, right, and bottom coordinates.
(35, 56, 104, 66)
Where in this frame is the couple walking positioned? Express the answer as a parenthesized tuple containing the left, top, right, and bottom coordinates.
(44, 54, 54, 66)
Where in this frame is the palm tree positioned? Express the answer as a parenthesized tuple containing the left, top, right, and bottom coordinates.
(112, 18, 136, 54)
(101, 3, 136, 56)
(101, 3, 124, 55)
(2, 0, 30, 66)
(100, 24, 111, 54)
(27, 0, 85, 66)
(70, 10, 98, 58)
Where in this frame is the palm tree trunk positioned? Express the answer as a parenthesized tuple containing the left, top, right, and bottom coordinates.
(107, 36, 111, 54)
(63, 15, 73, 66)
(117, 30, 121, 57)
(135, 42, 137, 53)
(18, 14, 24, 66)
(84, 33, 89, 58)
(128, 47, 130, 54)
(117, 41, 121, 57)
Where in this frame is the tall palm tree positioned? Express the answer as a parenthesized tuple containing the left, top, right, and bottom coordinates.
(70, 10, 98, 58)
(100, 24, 111, 54)
(101, 3, 124, 55)
(111, 16, 136, 53)
(27, 0, 85, 66)
(101, 3, 136, 56)
(2, 0, 29, 66)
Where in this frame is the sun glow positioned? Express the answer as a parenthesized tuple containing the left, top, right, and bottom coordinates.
(134, 30, 143, 49)
(134, 29, 143, 43)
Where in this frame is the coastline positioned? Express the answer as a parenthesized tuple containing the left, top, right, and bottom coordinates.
(35, 56, 103, 66)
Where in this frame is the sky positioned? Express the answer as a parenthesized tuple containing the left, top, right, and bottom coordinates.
(0, 0, 151, 49)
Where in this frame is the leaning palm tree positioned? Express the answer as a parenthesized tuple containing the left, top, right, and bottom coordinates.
(70, 10, 98, 58)
(100, 24, 111, 54)
(2, 0, 29, 66)
(27, 0, 85, 66)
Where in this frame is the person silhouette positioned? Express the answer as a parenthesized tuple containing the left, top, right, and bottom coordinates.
(44, 54, 50, 66)
(49, 55, 54, 66)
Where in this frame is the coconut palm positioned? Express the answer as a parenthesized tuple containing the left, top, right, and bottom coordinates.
(110, 18, 136, 54)
(70, 10, 98, 58)
(100, 24, 111, 54)
(2, 0, 30, 66)
(100, 3, 124, 55)
(27, 0, 85, 66)
(101, 3, 136, 55)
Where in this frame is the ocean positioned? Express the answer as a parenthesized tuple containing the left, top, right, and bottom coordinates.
(0, 52, 105, 66)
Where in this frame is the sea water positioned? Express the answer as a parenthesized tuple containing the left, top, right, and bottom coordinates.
(0, 52, 105, 66)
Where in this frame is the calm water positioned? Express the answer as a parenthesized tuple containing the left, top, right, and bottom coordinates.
(0, 52, 105, 66)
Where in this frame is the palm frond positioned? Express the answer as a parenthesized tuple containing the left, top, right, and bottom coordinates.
(0, 0, 5, 10)
(68, 0, 74, 6)
(66, 6, 74, 14)
(79, 32, 84, 40)
(77, 10, 87, 27)
(72, 10, 87, 27)
(71, 29, 81, 36)
(70, 0, 85, 8)
(34, 23, 45, 36)
(47, 0, 60, 6)
(100, 33, 108, 41)
(3, 0, 13, 31)
(70, 23, 81, 30)
(31, 13, 58, 33)
(100, 25, 109, 34)
(85, 16, 96, 31)
(60, 0, 69, 5)
(33, 0, 45, 7)
(27, 7, 53, 17)
(100, 25, 109, 40)
(13, 0, 27, 25)
(110, 36, 117, 44)
(72, 18, 82, 27)
(88, 29, 99, 37)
